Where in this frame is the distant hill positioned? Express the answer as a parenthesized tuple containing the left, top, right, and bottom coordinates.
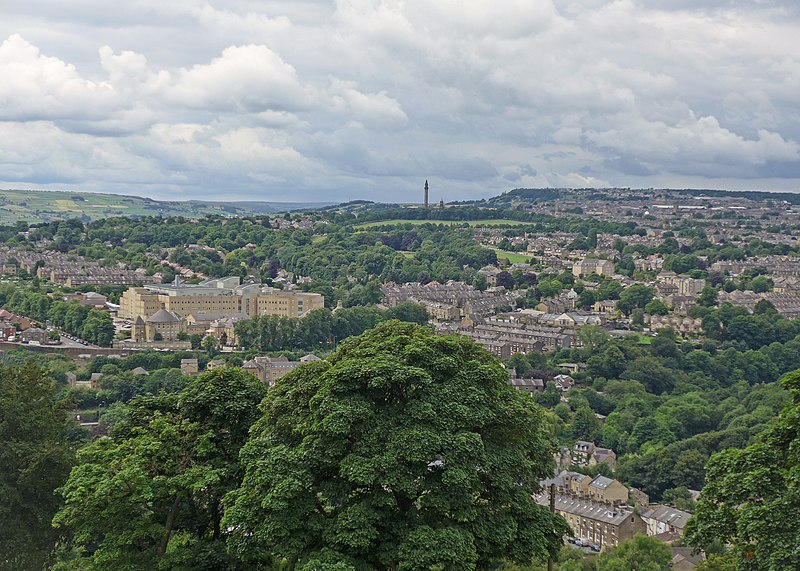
(479, 187, 800, 207)
(486, 188, 563, 206)
(0, 189, 334, 224)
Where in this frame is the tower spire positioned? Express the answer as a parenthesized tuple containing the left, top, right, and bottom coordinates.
(424, 179, 429, 208)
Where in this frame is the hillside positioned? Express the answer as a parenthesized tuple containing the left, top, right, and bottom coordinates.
(0, 189, 333, 224)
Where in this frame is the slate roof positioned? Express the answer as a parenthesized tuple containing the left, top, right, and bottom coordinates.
(642, 505, 692, 530)
(589, 475, 616, 490)
(536, 493, 636, 526)
(147, 308, 181, 323)
(509, 378, 544, 389)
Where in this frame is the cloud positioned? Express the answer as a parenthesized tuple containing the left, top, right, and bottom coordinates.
(0, 0, 798, 202)
(167, 44, 315, 112)
(588, 114, 800, 177)
(328, 79, 408, 127)
(0, 34, 116, 121)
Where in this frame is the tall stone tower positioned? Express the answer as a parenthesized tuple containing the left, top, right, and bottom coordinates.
(424, 179, 429, 208)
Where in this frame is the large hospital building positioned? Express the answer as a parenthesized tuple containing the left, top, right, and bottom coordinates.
(119, 276, 324, 322)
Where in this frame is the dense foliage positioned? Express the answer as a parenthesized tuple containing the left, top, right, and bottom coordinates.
(224, 321, 569, 570)
(0, 362, 77, 571)
(234, 302, 429, 352)
(685, 370, 800, 570)
(53, 367, 267, 570)
(534, 324, 798, 499)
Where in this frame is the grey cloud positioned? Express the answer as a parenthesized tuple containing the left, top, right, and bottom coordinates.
(604, 156, 657, 177)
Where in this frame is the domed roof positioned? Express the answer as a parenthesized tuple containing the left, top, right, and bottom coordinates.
(147, 309, 181, 323)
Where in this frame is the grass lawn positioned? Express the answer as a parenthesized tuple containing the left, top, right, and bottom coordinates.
(491, 248, 532, 264)
(354, 219, 531, 228)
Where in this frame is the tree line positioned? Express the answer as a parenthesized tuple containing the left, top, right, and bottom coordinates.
(233, 303, 430, 352)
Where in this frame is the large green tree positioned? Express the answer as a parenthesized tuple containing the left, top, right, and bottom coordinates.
(617, 285, 655, 316)
(224, 321, 568, 570)
(0, 362, 77, 571)
(595, 534, 671, 571)
(52, 367, 267, 570)
(685, 369, 800, 570)
(571, 406, 602, 444)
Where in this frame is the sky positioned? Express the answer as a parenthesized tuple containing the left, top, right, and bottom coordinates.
(1, 0, 799, 203)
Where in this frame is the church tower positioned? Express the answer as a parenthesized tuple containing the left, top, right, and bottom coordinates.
(424, 179, 429, 208)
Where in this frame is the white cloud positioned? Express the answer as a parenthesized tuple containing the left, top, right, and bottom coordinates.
(0, 34, 116, 120)
(328, 79, 408, 127)
(167, 44, 315, 112)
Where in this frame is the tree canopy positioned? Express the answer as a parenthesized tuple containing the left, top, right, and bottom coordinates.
(52, 367, 267, 570)
(685, 369, 800, 570)
(224, 321, 568, 570)
(595, 534, 671, 571)
(0, 362, 77, 571)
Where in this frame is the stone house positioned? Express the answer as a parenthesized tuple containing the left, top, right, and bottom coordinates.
(242, 355, 305, 385)
(571, 440, 617, 470)
(573, 258, 615, 277)
(508, 377, 545, 394)
(537, 493, 646, 548)
(21, 327, 50, 345)
(0, 322, 16, 340)
(641, 505, 692, 541)
(587, 475, 627, 504)
(180, 358, 199, 375)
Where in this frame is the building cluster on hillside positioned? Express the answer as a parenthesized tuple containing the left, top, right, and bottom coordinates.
(558, 441, 618, 471)
(517, 187, 798, 231)
(437, 316, 577, 360)
(266, 215, 323, 230)
(507, 373, 575, 395)
(710, 255, 800, 277)
(62, 292, 108, 308)
(536, 467, 694, 553)
(0, 308, 63, 345)
(44, 265, 160, 287)
(718, 290, 800, 318)
(381, 281, 519, 323)
(0, 245, 161, 286)
(655, 272, 705, 296)
(509, 308, 605, 328)
(573, 258, 615, 278)
(646, 314, 704, 335)
(119, 276, 324, 346)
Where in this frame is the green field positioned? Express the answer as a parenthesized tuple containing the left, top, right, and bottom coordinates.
(490, 248, 531, 264)
(0, 189, 331, 225)
(354, 219, 531, 228)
